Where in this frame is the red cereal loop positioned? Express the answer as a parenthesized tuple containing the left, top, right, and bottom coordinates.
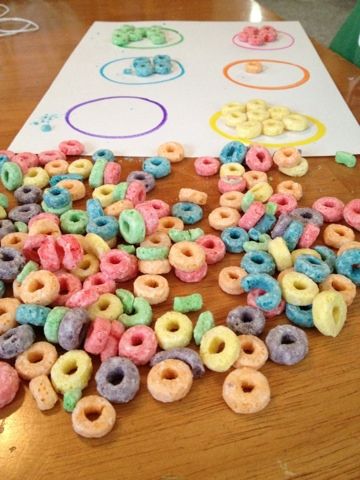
(100, 249, 138, 282)
(196, 234, 226, 264)
(11, 152, 39, 173)
(103, 162, 121, 184)
(245, 145, 273, 172)
(83, 272, 116, 294)
(53, 272, 82, 306)
(194, 156, 220, 176)
(66, 288, 100, 308)
(84, 317, 112, 355)
(269, 193, 297, 216)
(58, 139, 84, 156)
(138, 199, 170, 218)
(28, 212, 60, 228)
(100, 335, 119, 362)
(38, 150, 66, 166)
(174, 263, 208, 283)
(56, 235, 83, 270)
(125, 180, 146, 206)
(298, 223, 321, 248)
(38, 236, 61, 271)
(238, 202, 265, 230)
(23, 234, 46, 262)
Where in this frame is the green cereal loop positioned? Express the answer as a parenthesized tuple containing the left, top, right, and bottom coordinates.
(122, 27, 184, 49)
(243, 234, 271, 252)
(0, 193, 8, 209)
(63, 388, 82, 412)
(136, 246, 169, 260)
(89, 159, 107, 188)
(118, 25, 135, 34)
(335, 151, 357, 168)
(116, 288, 135, 314)
(61, 209, 89, 234)
(117, 244, 136, 254)
(44, 306, 69, 343)
(148, 33, 166, 45)
(173, 293, 203, 313)
(16, 260, 39, 284)
(189, 228, 204, 241)
(241, 191, 255, 212)
(193, 311, 215, 345)
(119, 297, 152, 327)
(1, 162, 23, 191)
(168, 229, 191, 242)
(14, 221, 28, 233)
(119, 208, 146, 244)
(41, 201, 72, 216)
(113, 182, 128, 201)
(266, 202, 277, 215)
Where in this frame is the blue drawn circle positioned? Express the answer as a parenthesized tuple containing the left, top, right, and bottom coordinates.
(100, 57, 185, 85)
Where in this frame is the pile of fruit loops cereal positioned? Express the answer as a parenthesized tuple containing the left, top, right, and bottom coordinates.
(0, 140, 359, 438)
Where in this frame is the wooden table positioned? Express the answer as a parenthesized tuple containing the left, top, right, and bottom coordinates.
(1, 2, 359, 479)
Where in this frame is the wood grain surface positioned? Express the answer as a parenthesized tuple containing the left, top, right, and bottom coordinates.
(0, 2, 359, 480)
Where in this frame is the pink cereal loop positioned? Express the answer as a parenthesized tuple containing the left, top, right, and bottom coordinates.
(103, 162, 121, 184)
(245, 145, 273, 172)
(238, 201, 265, 230)
(298, 223, 320, 248)
(38, 150, 66, 166)
(28, 212, 60, 228)
(174, 262, 208, 283)
(269, 193, 297, 215)
(135, 204, 159, 235)
(11, 152, 39, 173)
(83, 272, 116, 294)
(125, 180, 146, 206)
(138, 199, 170, 218)
(0, 361, 20, 408)
(218, 175, 247, 193)
(312, 197, 344, 223)
(84, 317, 112, 355)
(343, 199, 360, 231)
(53, 272, 82, 306)
(194, 156, 220, 176)
(196, 234, 226, 264)
(118, 325, 158, 365)
(59, 139, 84, 156)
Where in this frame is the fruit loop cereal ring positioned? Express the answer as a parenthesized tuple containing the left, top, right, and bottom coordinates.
(59, 139, 84, 156)
(297, 223, 320, 248)
(1, 162, 23, 191)
(247, 288, 285, 319)
(60, 210, 88, 235)
(68, 158, 93, 178)
(172, 202, 203, 225)
(1, 232, 28, 252)
(84, 317, 112, 355)
(51, 349, 92, 394)
(285, 303, 313, 328)
(238, 202, 265, 230)
(218, 266, 247, 295)
(218, 142, 246, 165)
(143, 156, 171, 179)
(0, 361, 20, 408)
(174, 262, 208, 282)
(194, 156, 220, 176)
(16, 260, 38, 285)
(276, 180, 303, 201)
(57, 179, 86, 202)
(294, 254, 330, 283)
(343, 199, 360, 231)
(282, 220, 304, 251)
(337, 241, 360, 255)
(157, 141, 184, 163)
(245, 61, 263, 73)
(92, 148, 114, 162)
(319, 274, 356, 306)
(291, 208, 323, 227)
(323, 224, 355, 249)
(221, 102, 246, 116)
(133, 274, 169, 305)
(58, 308, 89, 350)
(39, 150, 66, 165)
(312, 196, 344, 223)
(223, 110, 247, 127)
(71, 253, 99, 281)
(12, 152, 38, 173)
(312, 291, 347, 337)
(89, 159, 107, 188)
(119, 296, 152, 327)
(28, 219, 61, 237)
(313, 245, 336, 271)
(236, 120, 262, 139)
(335, 248, 360, 285)
(14, 185, 42, 204)
(241, 273, 281, 311)
(102, 161, 121, 185)
(118, 209, 146, 244)
(155, 311, 193, 350)
(16, 304, 50, 327)
(125, 180, 146, 206)
(127, 171, 155, 193)
(279, 157, 309, 177)
(44, 159, 69, 177)
(223, 367, 271, 414)
(0, 298, 20, 334)
(147, 359, 193, 402)
(100, 249, 138, 282)
(219, 191, 243, 210)
(95, 356, 140, 403)
(245, 145, 272, 172)
(88, 293, 123, 321)
(249, 182, 273, 203)
(118, 325, 157, 365)
(150, 347, 205, 379)
(234, 335, 268, 370)
(15, 341, 58, 380)
(220, 162, 245, 178)
(29, 374, 58, 411)
(8, 204, 41, 224)
(200, 325, 240, 372)
(0, 247, 26, 281)
(268, 194, 297, 217)
(138, 259, 171, 275)
(268, 105, 290, 120)
(221, 226, 249, 253)
(168, 241, 205, 272)
(226, 306, 265, 336)
(20, 269, 60, 305)
(241, 251, 275, 275)
(263, 119, 285, 136)
(268, 237, 292, 271)
(265, 324, 309, 365)
(273, 147, 301, 168)
(196, 234, 226, 264)
(23, 167, 50, 189)
(208, 207, 240, 231)
(243, 171, 268, 190)
(0, 324, 35, 359)
(246, 99, 268, 111)
(178, 188, 207, 206)
(281, 271, 319, 306)
(72, 395, 116, 438)
(218, 175, 247, 194)
(44, 306, 68, 343)
(83, 272, 116, 295)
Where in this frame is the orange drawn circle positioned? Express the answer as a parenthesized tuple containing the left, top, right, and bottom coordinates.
(223, 59, 310, 90)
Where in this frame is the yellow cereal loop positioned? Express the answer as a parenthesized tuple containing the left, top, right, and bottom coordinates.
(247, 108, 270, 122)
(87, 293, 123, 321)
(51, 350, 93, 394)
(236, 120, 262, 139)
(279, 157, 309, 177)
(200, 325, 240, 372)
(23, 167, 50, 189)
(57, 179, 86, 201)
(85, 233, 110, 258)
(312, 291, 347, 337)
(71, 253, 99, 280)
(92, 184, 116, 207)
(221, 102, 246, 116)
(268, 105, 290, 120)
(249, 181, 273, 202)
(283, 113, 308, 131)
(262, 119, 284, 136)
(154, 311, 193, 350)
(291, 248, 321, 263)
(268, 237, 292, 271)
(219, 162, 245, 178)
(281, 271, 319, 306)
(224, 110, 247, 127)
(246, 99, 268, 111)
(68, 158, 93, 178)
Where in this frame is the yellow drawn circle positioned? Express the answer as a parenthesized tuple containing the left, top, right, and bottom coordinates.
(209, 111, 326, 148)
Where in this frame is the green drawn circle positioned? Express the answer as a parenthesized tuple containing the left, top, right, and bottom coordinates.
(118, 27, 184, 49)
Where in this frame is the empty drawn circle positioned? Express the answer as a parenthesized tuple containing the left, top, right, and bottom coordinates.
(65, 96, 167, 139)
(232, 30, 295, 51)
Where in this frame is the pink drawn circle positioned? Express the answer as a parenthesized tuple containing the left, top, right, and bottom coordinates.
(232, 30, 295, 51)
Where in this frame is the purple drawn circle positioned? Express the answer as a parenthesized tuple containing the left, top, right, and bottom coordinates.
(65, 95, 167, 139)
(232, 30, 295, 51)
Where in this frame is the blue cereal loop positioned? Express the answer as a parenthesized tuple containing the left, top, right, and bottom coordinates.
(43, 186, 72, 209)
(86, 215, 119, 240)
(294, 254, 331, 283)
(86, 198, 104, 220)
(335, 248, 360, 285)
(50, 173, 83, 186)
(285, 303, 314, 328)
(314, 245, 336, 272)
(143, 156, 171, 179)
(219, 141, 247, 164)
(221, 227, 248, 253)
(92, 149, 115, 162)
(253, 213, 276, 234)
(16, 304, 51, 327)
(241, 251, 275, 275)
(171, 202, 203, 225)
(241, 273, 282, 311)
(283, 220, 304, 251)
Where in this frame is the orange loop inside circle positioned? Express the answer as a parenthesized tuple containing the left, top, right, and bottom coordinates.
(223, 59, 310, 90)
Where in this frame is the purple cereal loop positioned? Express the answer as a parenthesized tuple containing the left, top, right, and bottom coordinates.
(291, 207, 324, 227)
(95, 356, 140, 403)
(58, 308, 89, 350)
(0, 324, 35, 359)
(226, 305, 265, 336)
(270, 212, 292, 238)
(150, 347, 205, 378)
(127, 170, 156, 192)
(265, 324, 308, 365)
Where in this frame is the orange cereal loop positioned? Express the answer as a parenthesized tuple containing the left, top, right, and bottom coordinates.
(323, 224, 355, 249)
(0, 298, 20, 335)
(28, 218, 61, 236)
(168, 241, 205, 272)
(141, 231, 172, 248)
(104, 199, 133, 217)
(71, 253, 99, 280)
(138, 258, 172, 275)
(157, 216, 184, 233)
(44, 159, 69, 177)
(319, 274, 356, 306)
(179, 188, 208, 205)
(222, 367, 271, 414)
(243, 170, 268, 189)
(276, 180, 303, 201)
(157, 141, 184, 163)
(234, 335, 269, 370)
(72, 395, 116, 438)
(218, 266, 247, 295)
(1, 232, 28, 251)
(208, 207, 240, 231)
(133, 274, 170, 305)
(337, 241, 360, 256)
(245, 61, 263, 73)
(57, 179, 86, 201)
(219, 191, 243, 210)
(147, 359, 193, 402)
(273, 147, 301, 168)
(15, 341, 58, 380)
(29, 374, 58, 411)
(20, 270, 60, 306)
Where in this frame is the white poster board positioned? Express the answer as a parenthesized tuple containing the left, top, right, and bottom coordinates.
(9, 21, 360, 157)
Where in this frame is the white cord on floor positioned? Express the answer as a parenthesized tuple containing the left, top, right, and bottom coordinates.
(0, 3, 39, 37)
